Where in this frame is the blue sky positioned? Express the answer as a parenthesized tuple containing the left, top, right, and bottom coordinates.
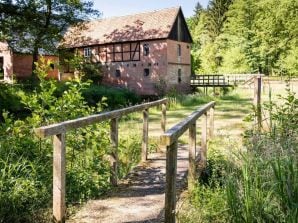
(93, 0, 209, 19)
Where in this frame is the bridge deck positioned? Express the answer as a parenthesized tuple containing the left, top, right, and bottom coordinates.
(68, 146, 190, 223)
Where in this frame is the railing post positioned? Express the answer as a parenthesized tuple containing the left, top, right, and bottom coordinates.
(188, 122, 196, 191)
(165, 141, 178, 223)
(209, 106, 215, 138)
(53, 133, 66, 223)
(142, 108, 149, 162)
(161, 103, 167, 133)
(110, 118, 118, 186)
(254, 76, 262, 129)
(200, 113, 208, 168)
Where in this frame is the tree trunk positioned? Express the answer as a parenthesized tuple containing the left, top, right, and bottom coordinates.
(31, 45, 39, 80)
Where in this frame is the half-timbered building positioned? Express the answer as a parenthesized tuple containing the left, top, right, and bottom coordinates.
(61, 7, 193, 95)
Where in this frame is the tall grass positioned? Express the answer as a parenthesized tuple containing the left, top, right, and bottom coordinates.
(178, 87, 297, 222)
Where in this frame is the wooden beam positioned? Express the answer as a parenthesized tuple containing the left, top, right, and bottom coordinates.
(110, 118, 118, 186)
(200, 113, 208, 168)
(35, 99, 168, 138)
(161, 103, 167, 133)
(254, 76, 262, 129)
(142, 109, 149, 162)
(160, 101, 215, 146)
(188, 122, 196, 191)
(165, 141, 178, 223)
(53, 133, 66, 223)
(209, 106, 214, 138)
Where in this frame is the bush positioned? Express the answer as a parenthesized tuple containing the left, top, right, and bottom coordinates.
(82, 85, 141, 110)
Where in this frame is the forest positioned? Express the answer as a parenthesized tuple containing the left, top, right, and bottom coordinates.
(188, 0, 298, 76)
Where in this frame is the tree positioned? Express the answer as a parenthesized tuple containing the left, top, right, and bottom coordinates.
(206, 0, 233, 40)
(0, 0, 99, 76)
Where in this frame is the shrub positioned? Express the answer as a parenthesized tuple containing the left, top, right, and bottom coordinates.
(82, 85, 141, 110)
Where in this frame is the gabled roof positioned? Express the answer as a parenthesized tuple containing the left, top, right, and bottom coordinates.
(61, 7, 191, 48)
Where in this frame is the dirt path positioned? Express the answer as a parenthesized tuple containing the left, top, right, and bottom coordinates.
(68, 87, 255, 223)
(68, 146, 190, 223)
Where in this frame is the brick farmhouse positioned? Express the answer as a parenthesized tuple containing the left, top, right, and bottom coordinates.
(0, 41, 59, 81)
(61, 7, 193, 95)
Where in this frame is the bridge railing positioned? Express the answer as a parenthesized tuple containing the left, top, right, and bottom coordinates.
(190, 74, 230, 86)
(160, 101, 215, 223)
(34, 98, 168, 223)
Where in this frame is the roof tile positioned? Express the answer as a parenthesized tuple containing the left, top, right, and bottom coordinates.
(61, 7, 180, 48)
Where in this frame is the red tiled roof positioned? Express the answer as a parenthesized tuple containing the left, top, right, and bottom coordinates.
(61, 7, 180, 48)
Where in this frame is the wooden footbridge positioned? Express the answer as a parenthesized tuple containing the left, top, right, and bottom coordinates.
(190, 74, 260, 88)
(35, 99, 215, 223)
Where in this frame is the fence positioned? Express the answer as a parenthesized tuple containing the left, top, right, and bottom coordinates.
(34, 98, 168, 223)
(160, 101, 216, 223)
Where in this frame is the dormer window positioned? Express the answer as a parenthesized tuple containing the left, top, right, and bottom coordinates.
(84, 47, 91, 57)
(143, 44, 149, 56)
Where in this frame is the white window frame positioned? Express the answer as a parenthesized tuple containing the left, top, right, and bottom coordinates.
(84, 47, 92, 58)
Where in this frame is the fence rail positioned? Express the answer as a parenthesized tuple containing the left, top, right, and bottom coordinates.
(34, 98, 168, 223)
(160, 101, 216, 223)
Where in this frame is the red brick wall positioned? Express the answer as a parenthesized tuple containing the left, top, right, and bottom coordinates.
(13, 54, 59, 79)
(166, 40, 191, 93)
(72, 39, 191, 95)
(100, 39, 168, 95)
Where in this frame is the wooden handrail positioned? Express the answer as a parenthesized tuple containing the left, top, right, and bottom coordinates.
(34, 98, 168, 223)
(35, 98, 167, 138)
(161, 101, 215, 223)
(160, 101, 215, 146)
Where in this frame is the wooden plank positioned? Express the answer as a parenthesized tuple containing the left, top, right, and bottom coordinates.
(160, 101, 215, 146)
(161, 103, 166, 133)
(142, 109, 149, 162)
(200, 113, 208, 168)
(165, 141, 178, 223)
(110, 118, 118, 186)
(254, 76, 262, 128)
(209, 106, 215, 138)
(53, 133, 66, 223)
(188, 122, 196, 191)
(35, 98, 168, 138)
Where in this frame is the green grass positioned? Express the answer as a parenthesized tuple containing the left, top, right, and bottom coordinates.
(177, 84, 298, 223)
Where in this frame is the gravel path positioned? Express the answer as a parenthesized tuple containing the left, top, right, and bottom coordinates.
(68, 145, 190, 223)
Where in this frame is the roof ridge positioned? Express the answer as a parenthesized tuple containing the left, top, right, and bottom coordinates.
(93, 6, 181, 22)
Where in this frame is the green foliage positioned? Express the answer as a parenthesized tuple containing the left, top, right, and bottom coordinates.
(82, 84, 141, 110)
(0, 83, 24, 120)
(0, 60, 142, 222)
(226, 88, 298, 222)
(0, 0, 99, 74)
(189, 0, 298, 75)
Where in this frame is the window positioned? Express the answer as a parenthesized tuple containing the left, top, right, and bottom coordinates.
(143, 44, 149, 56)
(50, 63, 55, 69)
(84, 47, 91, 57)
(115, 69, 121, 77)
(144, 68, 150, 77)
(177, 44, 181, 57)
(0, 57, 3, 79)
(178, 69, 182, 83)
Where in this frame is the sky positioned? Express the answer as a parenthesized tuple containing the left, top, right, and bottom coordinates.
(93, 0, 210, 19)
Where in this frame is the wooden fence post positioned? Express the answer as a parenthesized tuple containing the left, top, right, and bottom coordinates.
(188, 122, 196, 191)
(110, 118, 118, 186)
(142, 109, 149, 162)
(165, 141, 178, 223)
(53, 133, 66, 223)
(254, 76, 262, 129)
(209, 106, 214, 138)
(200, 113, 208, 168)
(161, 103, 166, 133)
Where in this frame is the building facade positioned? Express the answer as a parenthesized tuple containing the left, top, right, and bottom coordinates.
(61, 7, 193, 95)
(0, 41, 59, 81)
